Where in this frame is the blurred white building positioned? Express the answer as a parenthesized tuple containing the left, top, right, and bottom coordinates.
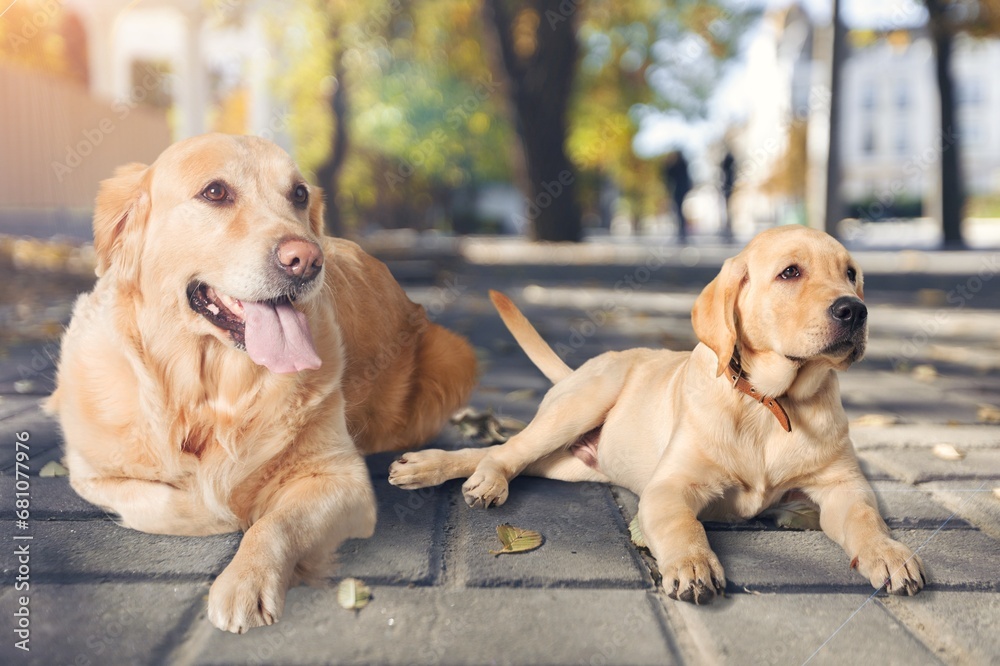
(63, 0, 290, 146)
(735, 5, 1000, 228)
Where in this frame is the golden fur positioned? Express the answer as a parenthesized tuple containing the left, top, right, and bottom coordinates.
(46, 134, 477, 632)
(390, 226, 926, 603)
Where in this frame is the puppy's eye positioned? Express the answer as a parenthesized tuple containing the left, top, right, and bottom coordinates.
(292, 184, 309, 208)
(201, 182, 229, 203)
(847, 267, 857, 283)
(779, 265, 800, 280)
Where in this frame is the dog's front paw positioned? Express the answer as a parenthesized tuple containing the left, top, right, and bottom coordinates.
(853, 539, 926, 596)
(660, 548, 726, 605)
(389, 450, 450, 489)
(208, 562, 287, 633)
(462, 468, 509, 508)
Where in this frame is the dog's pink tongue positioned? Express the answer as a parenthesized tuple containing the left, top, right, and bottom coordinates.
(243, 300, 322, 374)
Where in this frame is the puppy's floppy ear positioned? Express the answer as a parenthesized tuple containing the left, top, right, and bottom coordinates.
(691, 256, 747, 377)
(93, 162, 150, 281)
(308, 185, 326, 237)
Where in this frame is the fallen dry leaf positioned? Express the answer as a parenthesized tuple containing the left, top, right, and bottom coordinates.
(911, 364, 938, 382)
(761, 499, 822, 530)
(932, 443, 966, 461)
(851, 413, 901, 427)
(451, 407, 526, 444)
(993, 488, 1000, 501)
(489, 523, 543, 556)
(337, 578, 371, 611)
(977, 404, 1000, 424)
(39, 461, 69, 477)
(628, 516, 647, 549)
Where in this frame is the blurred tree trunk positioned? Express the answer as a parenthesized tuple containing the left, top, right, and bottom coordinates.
(314, 40, 349, 237)
(483, 0, 582, 242)
(824, 0, 845, 237)
(925, 0, 966, 248)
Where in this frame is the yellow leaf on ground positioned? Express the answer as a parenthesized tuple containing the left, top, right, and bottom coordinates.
(851, 413, 900, 427)
(977, 404, 1000, 424)
(628, 516, 647, 549)
(39, 461, 69, 477)
(932, 443, 966, 461)
(337, 578, 371, 611)
(489, 523, 543, 556)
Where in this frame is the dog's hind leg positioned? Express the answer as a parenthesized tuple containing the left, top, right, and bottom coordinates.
(389, 445, 609, 490)
(458, 355, 627, 507)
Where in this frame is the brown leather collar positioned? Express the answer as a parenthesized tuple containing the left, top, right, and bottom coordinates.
(727, 355, 791, 432)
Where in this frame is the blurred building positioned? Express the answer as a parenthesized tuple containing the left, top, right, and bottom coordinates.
(1, 0, 287, 238)
(735, 5, 1000, 230)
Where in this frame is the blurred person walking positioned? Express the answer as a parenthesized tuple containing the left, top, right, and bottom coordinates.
(663, 151, 692, 243)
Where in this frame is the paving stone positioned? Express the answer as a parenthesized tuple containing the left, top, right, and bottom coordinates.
(191, 587, 677, 666)
(0, 582, 207, 666)
(0, 342, 60, 395)
(673, 593, 937, 666)
(0, 476, 106, 521)
(871, 480, 971, 530)
(338, 478, 446, 585)
(852, 425, 1000, 450)
(0, 407, 62, 472)
(0, 520, 240, 582)
(0, 395, 43, 420)
(860, 448, 1000, 484)
(709, 528, 1000, 593)
(920, 480, 1000, 540)
(880, 591, 1000, 665)
(461, 477, 649, 588)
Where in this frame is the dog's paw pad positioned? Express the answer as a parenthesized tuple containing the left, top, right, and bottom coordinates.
(854, 540, 926, 596)
(208, 565, 285, 633)
(462, 470, 509, 508)
(661, 551, 726, 605)
(388, 450, 447, 489)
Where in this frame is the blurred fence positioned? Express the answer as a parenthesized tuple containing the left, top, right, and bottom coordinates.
(0, 64, 170, 240)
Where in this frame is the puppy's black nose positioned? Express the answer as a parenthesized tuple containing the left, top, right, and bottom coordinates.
(277, 238, 323, 282)
(830, 296, 867, 331)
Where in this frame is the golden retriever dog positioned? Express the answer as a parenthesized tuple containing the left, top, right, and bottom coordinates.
(46, 133, 477, 633)
(389, 226, 926, 603)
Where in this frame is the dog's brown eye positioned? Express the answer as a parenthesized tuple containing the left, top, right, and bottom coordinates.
(202, 182, 229, 203)
(847, 267, 857, 283)
(292, 184, 309, 208)
(779, 265, 800, 280)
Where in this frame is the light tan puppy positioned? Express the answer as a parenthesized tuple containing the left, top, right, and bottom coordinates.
(389, 226, 925, 603)
(47, 134, 477, 632)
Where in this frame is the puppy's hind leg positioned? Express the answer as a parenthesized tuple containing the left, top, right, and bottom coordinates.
(463, 358, 627, 507)
(389, 446, 491, 489)
(388, 445, 609, 490)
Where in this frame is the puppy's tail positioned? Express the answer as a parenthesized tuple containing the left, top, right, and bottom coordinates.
(489, 290, 571, 384)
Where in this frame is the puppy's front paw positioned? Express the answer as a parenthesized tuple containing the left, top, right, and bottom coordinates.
(389, 450, 450, 489)
(208, 562, 287, 633)
(462, 468, 509, 508)
(853, 539, 926, 596)
(660, 548, 726, 605)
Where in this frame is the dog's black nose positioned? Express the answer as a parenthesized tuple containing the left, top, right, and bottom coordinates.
(830, 296, 867, 331)
(277, 238, 323, 282)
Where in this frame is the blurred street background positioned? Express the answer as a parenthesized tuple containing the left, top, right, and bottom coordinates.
(3, 0, 1000, 347)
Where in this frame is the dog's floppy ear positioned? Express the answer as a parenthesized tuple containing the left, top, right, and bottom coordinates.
(691, 256, 747, 377)
(93, 162, 150, 281)
(308, 185, 326, 237)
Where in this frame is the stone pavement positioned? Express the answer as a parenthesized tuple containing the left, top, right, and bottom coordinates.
(1, 238, 999, 665)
